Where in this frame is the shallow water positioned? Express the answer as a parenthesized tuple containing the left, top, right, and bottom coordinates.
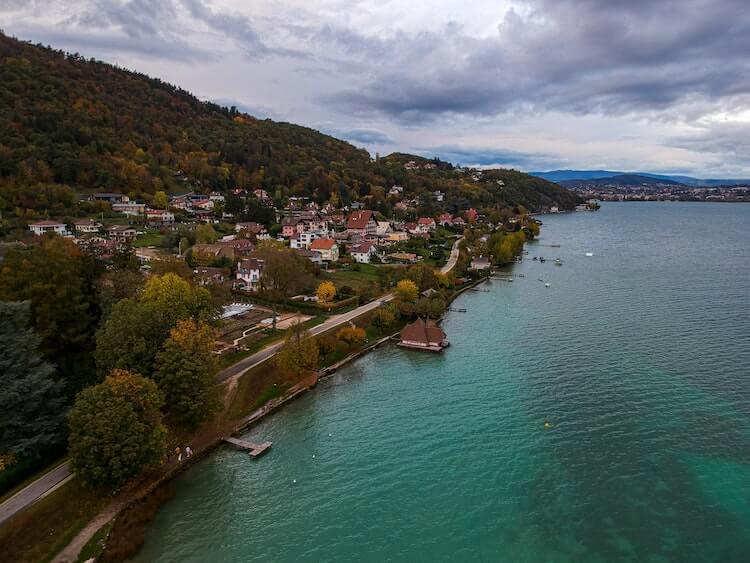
(134, 202, 750, 562)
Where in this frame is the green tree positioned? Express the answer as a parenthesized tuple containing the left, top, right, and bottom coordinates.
(154, 320, 219, 427)
(0, 237, 97, 394)
(276, 322, 319, 378)
(255, 243, 314, 301)
(195, 223, 219, 244)
(141, 273, 216, 325)
(95, 299, 172, 377)
(68, 370, 166, 488)
(95, 269, 144, 321)
(0, 301, 66, 459)
(153, 190, 168, 209)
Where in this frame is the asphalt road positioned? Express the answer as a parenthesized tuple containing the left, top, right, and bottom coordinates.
(0, 462, 73, 526)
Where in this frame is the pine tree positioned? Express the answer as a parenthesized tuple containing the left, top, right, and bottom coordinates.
(0, 301, 66, 459)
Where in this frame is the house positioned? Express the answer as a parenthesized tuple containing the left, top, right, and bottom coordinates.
(281, 217, 302, 238)
(452, 216, 466, 226)
(438, 213, 454, 227)
(386, 231, 409, 243)
(107, 225, 137, 242)
(145, 209, 175, 224)
(398, 318, 448, 352)
(74, 219, 102, 233)
(29, 220, 67, 236)
(112, 202, 146, 216)
(235, 258, 265, 291)
(376, 221, 392, 238)
(417, 217, 436, 232)
(433, 190, 444, 202)
(295, 247, 323, 265)
(387, 252, 419, 263)
(253, 189, 271, 202)
(465, 208, 478, 223)
(388, 185, 404, 196)
(310, 238, 339, 263)
(235, 222, 269, 239)
(470, 256, 491, 270)
(193, 266, 228, 286)
(290, 231, 322, 250)
(350, 241, 378, 263)
(346, 210, 377, 239)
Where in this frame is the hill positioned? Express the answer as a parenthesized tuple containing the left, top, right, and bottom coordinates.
(0, 32, 579, 228)
(532, 170, 750, 187)
(559, 174, 686, 188)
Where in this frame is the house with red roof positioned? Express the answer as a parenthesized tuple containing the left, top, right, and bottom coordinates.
(398, 318, 448, 352)
(346, 210, 377, 239)
(310, 238, 339, 263)
(417, 217, 436, 232)
(350, 241, 378, 263)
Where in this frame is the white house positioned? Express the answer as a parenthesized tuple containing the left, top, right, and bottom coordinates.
(376, 221, 392, 238)
(235, 258, 264, 291)
(145, 209, 175, 224)
(29, 220, 67, 236)
(112, 202, 146, 216)
(350, 241, 378, 263)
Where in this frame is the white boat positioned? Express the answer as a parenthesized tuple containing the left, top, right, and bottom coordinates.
(585, 252, 594, 257)
(545, 283, 551, 288)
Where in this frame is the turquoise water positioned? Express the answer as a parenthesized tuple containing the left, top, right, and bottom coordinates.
(134, 203, 750, 562)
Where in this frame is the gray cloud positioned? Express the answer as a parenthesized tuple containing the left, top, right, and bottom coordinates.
(414, 144, 568, 171)
(670, 122, 750, 167)
(321, 128, 395, 145)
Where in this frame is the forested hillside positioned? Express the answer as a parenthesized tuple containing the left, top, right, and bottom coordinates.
(0, 32, 578, 224)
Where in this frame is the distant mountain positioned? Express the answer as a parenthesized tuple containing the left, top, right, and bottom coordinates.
(559, 174, 686, 188)
(531, 170, 750, 187)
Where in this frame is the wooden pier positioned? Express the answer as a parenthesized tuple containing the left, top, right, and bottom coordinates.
(223, 437, 273, 457)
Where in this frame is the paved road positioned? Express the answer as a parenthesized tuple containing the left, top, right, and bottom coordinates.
(440, 237, 463, 274)
(0, 462, 73, 526)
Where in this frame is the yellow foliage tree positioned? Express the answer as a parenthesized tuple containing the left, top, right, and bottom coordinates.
(316, 281, 337, 303)
(336, 326, 366, 348)
(153, 190, 168, 209)
(395, 279, 419, 302)
(276, 322, 319, 378)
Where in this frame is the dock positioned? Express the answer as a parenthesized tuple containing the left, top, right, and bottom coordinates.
(223, 437, 273, 457)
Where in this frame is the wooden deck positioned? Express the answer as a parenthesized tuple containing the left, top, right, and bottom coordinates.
(223, 437, 273, 457)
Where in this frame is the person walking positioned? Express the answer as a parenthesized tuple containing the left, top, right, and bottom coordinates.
(175, 446, 182, 462)
(185, 446, 193, 458)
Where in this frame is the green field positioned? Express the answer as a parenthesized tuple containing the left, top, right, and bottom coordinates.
(325, 263, 382, 290)
(132, 230, 165, 248)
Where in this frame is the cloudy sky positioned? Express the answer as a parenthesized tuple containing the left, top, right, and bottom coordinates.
(3, 0, 750, 177)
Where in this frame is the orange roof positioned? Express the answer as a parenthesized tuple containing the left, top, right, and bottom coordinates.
(310, 238, 336, 250)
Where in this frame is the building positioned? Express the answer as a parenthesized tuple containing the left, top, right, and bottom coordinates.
(310, 238, 339, 263)
(235, 222, 270, 239)
(346, 210, 378, 239)
(417, 217, 436, 232)
(465, 208, 478, 223)
(386, 231, 409, 243)
(235, 258, 264, 291)
(145, 209, 175, 224)
(193, 267, 228, 286)
(350, 241, 378, 263)
(28, 220, 67, 236)
(112, 202, 146, 216)
(295, 247, 323, 265)
(438, 213, 454, 227)
(398, 318, 448, 352)
(470, 256, 491, 271)
(90, 192, 128, 203)
(74, 219, 102, 233)
(281, 217, 302, 238)
(376, 221, 392, 238)
(290, 231, 322, 250)
(107, 225, 137, 242)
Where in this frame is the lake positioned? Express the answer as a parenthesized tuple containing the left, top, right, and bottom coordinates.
(134, 202, 750, 562)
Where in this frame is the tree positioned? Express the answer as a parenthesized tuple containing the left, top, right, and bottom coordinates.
(276, 322, 319, 378)
(68, 370, 166, 488)
(141, 273, 216, 325)
(336, 326, 366, 349)
(0, 237, 97, 394)
(316, 281, 337, 303)
(416, 294, 447, 319)
(154, 320, 219, 427)
(255, 243, 314, 301)
(372, 304, 397, 333)
(95, 269, 144, 321)
(0, 301, 66, 459)
(95, 299, 172, 377)
(195, 223, 219, 244)
(395, 279, 419, 302)
(153, 190, 168, 209)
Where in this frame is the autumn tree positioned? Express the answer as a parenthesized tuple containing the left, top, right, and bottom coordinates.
(0, 301, 66, 459)
(141, 273, 216, 325)
(276, 322, 319, 378)
(153, 190, 168, 209)
(395, 279, 419, 302)
(154, 320, 219, 427)
(255, 242, 314, 301)
(0, 237, 97, 394)
(372, 304, 397, 333)
(195, 223, 219, 244)
(68, 370, 166, 488)
(336, 326, 366, 349)
(316, 281, 337, 303)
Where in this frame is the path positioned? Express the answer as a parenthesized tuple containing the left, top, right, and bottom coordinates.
(0, 462, 73, 526)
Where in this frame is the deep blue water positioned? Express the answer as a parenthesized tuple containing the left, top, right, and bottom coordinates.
(134, 202, 750, 562)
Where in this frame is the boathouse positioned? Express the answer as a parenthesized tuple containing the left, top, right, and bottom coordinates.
(398, 318, 449, 352)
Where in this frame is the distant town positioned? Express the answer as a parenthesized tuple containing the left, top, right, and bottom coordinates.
(564, 181, 749, 203)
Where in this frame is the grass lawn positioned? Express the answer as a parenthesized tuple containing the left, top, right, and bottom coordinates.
(0, 478, 106, 563)
(132, 230, 165, 248)
(326, 263, 383, 290)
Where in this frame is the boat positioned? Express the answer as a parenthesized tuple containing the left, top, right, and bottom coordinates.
(539, 257, 546, 262)
(585, 252, 594, 257)
(545, 283, 551, 288)
(554, 258, 563, 266)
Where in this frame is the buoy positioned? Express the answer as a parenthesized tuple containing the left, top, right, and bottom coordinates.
(328, 433, 332, 437)
(312, 454, 316, 458)
(544, 421, 553, 429)
(293, 479, 297, 484)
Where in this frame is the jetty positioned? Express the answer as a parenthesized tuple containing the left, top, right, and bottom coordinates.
(223, 437, 273, 457)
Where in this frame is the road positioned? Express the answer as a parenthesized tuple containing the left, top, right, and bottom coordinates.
(0, 462, 73, 526)
(2, 240, 461, 530)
